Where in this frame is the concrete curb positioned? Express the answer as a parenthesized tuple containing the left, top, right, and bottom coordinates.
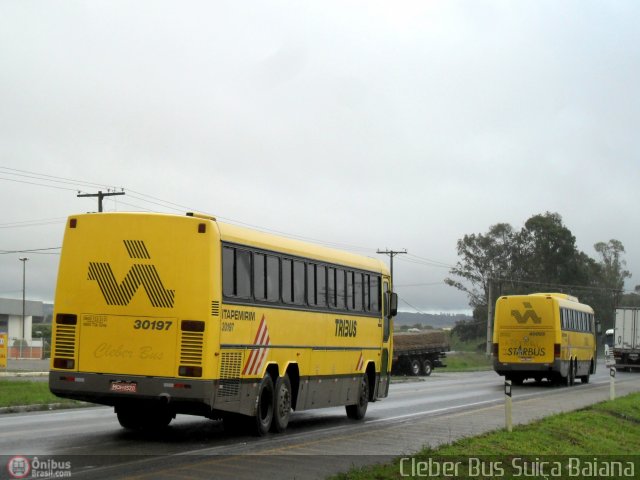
(0, 402, 93, 414)
(0, 371, 49, 377)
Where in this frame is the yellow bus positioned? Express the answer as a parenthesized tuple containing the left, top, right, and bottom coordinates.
(492, 293, 597, 386)
(49, 212, 396, 434)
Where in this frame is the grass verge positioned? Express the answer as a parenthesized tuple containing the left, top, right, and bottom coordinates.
(0, 380, 81, 408)
(445, 351, 493, 372)
(332, 392, 640, 479)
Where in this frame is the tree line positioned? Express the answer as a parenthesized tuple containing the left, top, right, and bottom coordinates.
(445, 212, 636, 342)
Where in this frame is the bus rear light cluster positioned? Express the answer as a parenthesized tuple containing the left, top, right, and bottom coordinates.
(178, 366, 202, 377)
(181, 320, 205, 332)
(554, 343, 561, 359)
(163, 382, 192, 389)
(59, 376, 84, 383)
(492, 343, 499, 356)
(53, 358, 75, 369)
(56, 314, 77, 325)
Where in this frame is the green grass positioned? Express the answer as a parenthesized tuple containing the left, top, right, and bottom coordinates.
(445, 351, 493, 372)
(0, 380, 81, 408)
(332, 393, 640, 479)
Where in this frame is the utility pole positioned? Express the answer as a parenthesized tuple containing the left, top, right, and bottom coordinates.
(376, 249, 407, 285)
(487, 278, 493, 356)
(19, 257, 28, 357)
(77, 190, 125, 212)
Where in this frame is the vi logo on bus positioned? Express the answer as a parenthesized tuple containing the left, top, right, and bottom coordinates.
(511, 302, 542, 324)
(87, 240, 175, 308)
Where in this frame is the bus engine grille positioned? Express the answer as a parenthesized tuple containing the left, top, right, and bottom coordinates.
(54, 325, 76, 359)
(219, 352, 242, 398)
(180, 332, 204, 365)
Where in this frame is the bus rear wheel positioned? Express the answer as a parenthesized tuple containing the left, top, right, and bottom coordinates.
(346, 374, 369, 420)
(116, 404, 173, 430)
(565, 360, 575, 387)
(580, 360, 592, 384)
(253, 374, 274, 436)
(271, 374, 292, 433)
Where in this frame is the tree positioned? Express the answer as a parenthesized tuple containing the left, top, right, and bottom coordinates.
(444, 222, 517, 309)
(516, 212, 587, 286)
(446, 212, 632, 338)
(593, 239, 631, 291)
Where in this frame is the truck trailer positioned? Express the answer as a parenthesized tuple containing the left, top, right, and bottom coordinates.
(612, 307, 640, 371)
(391, 330, 449, 376)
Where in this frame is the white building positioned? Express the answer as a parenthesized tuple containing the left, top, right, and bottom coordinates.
(0, 297, 45, 344)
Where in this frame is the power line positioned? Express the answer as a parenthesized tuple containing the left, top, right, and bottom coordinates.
(405, 253, 454, 269)
(0, 166, 468, 266)
(490, 276, 620, 294)
(0, 176, 80, 192)
(394, 281, 447, 288)
(0, 247, 61, 255)
(0, 217, 66, 229)
(0, 166, 116, 190)
(398, 295, 426, 314)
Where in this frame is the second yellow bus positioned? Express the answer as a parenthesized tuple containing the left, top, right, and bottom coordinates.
(493, 293, 597, 385)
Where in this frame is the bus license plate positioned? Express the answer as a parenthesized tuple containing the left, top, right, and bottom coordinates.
(110, 381, 137, 393)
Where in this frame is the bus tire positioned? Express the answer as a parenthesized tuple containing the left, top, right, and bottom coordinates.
(271, 374, 292, 433)
(346, 374, 369, 420)
(422, 360, 433, 376)
(565, 360, 575, 387)
(116, 404, 172, 430)
(253, 374, 274, 436)
(410, 359, 421, 376)
(580, 361, 593, 383)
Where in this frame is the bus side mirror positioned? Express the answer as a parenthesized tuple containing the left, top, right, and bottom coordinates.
(390, 292, 398, 317)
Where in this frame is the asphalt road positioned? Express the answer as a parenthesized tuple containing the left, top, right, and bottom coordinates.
(2, 367, 639, 479)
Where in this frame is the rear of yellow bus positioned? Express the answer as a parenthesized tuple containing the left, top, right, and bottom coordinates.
(49, 212, 218, 429)
(492, 294, 559, 384)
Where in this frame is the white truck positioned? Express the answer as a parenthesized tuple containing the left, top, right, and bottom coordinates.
(612, 307, 640, 371)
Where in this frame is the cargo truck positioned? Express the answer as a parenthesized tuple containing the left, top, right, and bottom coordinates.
(391, 331, 449, 376)
(612, 307, 640, 371)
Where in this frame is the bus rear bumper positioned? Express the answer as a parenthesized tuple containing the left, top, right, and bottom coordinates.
(49, 370, 217, 416)
(493, 359, 560, 376)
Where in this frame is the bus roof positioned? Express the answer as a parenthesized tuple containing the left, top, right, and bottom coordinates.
(527, 293, 580, 303)
(66, 211, 390, 276)
(216, 220, 389, 274)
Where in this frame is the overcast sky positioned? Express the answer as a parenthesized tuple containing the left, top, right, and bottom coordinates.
(1, 1, 639, 313)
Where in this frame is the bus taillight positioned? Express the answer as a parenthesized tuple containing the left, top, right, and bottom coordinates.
(554, 343, 561, 359)
(492, 343, 499, 356)
(178, 366, 202, 377)
(53, 358, 75, 369)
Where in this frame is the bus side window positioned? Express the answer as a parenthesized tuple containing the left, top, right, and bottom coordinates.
(336, 269, 346, 310)
(354, 273, 363, 312)
(307, 263, 316, 306)
(282, 259, 293, 303)
(266, 255, 280, 302)
(346, 271, 354, 310)
(236, 249, 252, 298)
(254, 253, 266, 300)
(293, 260, 305, 305)
(222, 246, 235, 297)
(370, 276, 380, 313)
(363, 274, 370, 311)
(317, 265, 327, 307)
(327, 268, 337, 308)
